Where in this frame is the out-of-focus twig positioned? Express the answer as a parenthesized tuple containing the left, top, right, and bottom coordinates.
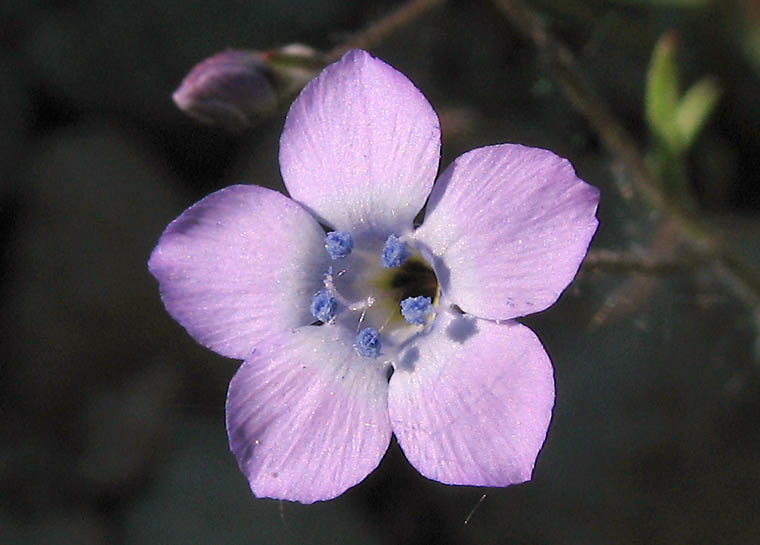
(583, 249, 700, 275)
(589, 220, 681, 329)
(491, 0, 664, 208)
(491, 0, 760, 313)
(325, 0, 445, 63)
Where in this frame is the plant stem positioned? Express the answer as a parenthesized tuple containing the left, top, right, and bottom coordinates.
(491, 0, 760, 310)
(325, 0, 445, 63)
(583, 249, 700, 274)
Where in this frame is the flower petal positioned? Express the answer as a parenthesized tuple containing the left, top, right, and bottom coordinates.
(388, 312, 554, 486)
(279, 49, 441, 237)
(226, 325, 392, 503)
(148, 185, 327, 359)
(414, 144, 599, 320)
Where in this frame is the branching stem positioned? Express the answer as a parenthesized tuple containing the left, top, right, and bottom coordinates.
(491, 0, 760, 310)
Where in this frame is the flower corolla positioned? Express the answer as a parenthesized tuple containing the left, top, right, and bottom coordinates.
(149, 49, 600, 504)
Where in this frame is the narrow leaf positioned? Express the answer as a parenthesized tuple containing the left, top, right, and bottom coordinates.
(675, 76, 721, 152)
(645, 32, 680, 150)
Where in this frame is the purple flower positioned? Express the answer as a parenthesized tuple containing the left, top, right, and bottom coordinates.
(149, 49, 599, 504)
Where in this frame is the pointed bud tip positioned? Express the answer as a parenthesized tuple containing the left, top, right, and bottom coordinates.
(173, 50, 278, 131)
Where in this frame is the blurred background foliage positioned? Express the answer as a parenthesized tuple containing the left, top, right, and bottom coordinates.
(1, 0, 759, 543)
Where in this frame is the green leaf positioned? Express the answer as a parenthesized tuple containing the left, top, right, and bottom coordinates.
(674, 77, 721, 152)
(645, 32, 681, 151)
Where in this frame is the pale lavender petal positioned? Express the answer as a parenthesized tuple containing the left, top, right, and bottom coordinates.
(279, 49, 441, 237)
(388, 312, 554, 486)
(414, 144, 599, 320)
(148, 185, 327, 359)
(226, 325, 392, 503)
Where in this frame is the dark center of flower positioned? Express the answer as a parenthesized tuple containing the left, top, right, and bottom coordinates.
(388, 258, 438, 302)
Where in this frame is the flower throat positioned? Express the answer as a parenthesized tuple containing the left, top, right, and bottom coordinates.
(309, 231, 439, 358)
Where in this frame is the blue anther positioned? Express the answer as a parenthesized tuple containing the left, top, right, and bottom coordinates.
(310, 289, 337, 323)
(380, 234, 410, 268)
(400, 296, 433, 325)
(355, 327, 381, 358)
(325, 231, 353, 260)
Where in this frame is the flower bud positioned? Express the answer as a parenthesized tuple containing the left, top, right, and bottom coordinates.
(173, 45, 323, 131)
(172, 50, 278, 131)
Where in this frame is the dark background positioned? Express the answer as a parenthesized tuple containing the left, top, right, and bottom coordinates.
(2, 0, 760, 543)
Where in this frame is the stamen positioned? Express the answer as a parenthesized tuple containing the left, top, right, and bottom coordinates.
(381, 234, 410, 268)
(325, 231, 353, 260)
(309, 289, 337, 323)
(355, 327, 381, 358)
(400, 296, 433, 325)
(377, 313, 394, 333)
(323, 268, 374, 313)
